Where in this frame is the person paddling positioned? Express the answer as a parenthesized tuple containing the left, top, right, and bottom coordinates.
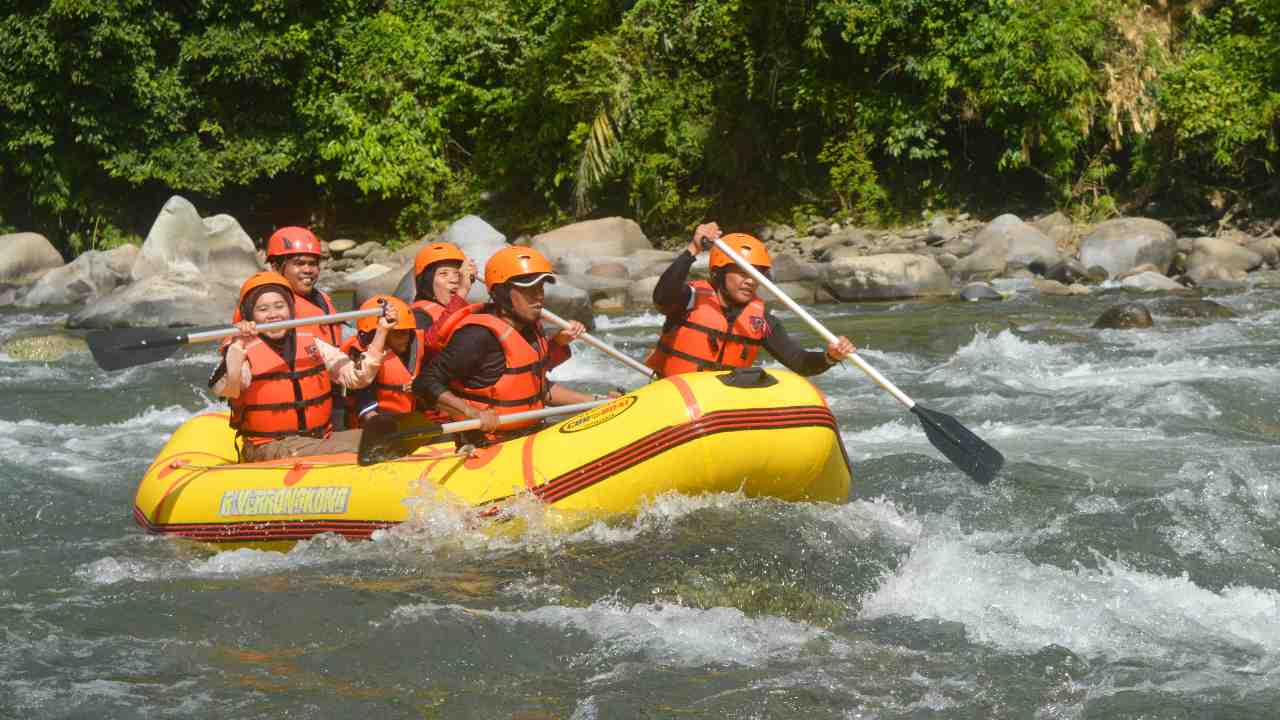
(210, 272, 398, 462)
(415, 246, 608, 443)
(341, 295, 423, 428)
(646, 222, 856, 377)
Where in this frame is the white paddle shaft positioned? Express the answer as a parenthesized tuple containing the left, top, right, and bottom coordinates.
(711, 237, 916, 410)
(438, 399, 609, 435)
(540, 308, 657, 380)
(184, 308, 383, 344)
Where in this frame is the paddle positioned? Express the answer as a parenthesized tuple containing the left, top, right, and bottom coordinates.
(357, 399, 609, 466)
(87, 308, 383, 371)
(539, 308, 657, 380)
(710, 237, 1005, 484)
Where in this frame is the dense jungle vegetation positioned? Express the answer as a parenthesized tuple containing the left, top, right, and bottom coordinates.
(1, 0, 1276, 255)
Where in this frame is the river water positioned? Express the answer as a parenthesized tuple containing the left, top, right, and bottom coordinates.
(3, 285, 1279, 718)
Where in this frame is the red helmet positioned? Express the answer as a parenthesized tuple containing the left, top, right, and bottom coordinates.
(710, 233, 772, 271)
(266, 226, 322, 259)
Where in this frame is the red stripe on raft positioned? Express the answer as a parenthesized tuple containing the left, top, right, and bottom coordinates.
(533, 407, 838, 504)
(666, 375, 702, 420)
(134, 506, 396, 542)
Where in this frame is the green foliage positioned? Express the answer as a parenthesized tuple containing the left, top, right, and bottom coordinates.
(819, 129, 888, 223)
(1155, 0, 1280, 178)
(0, 0, 1276, 258)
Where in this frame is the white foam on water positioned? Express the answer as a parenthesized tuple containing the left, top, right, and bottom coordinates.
(940, 329, 1076, 383)
(931, 329, 1280, 399)
(0, 403, 217, 481)
(388, 599, 845, 669)
(861, 537, 1280, 669)
(1159, 452, 1280, 562)
(76, 556, 163, 585)
(548, 344, 648, 385)
(817, 497, 924, 547)
(593, 312, 666, 330)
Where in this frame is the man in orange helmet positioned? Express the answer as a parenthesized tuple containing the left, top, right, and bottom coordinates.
(646, 222, 855, 378)
(264, 226, 344, 347)
(415, 246, 604, 441)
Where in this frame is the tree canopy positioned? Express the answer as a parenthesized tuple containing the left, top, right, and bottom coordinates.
(1, 0, 1275, 254)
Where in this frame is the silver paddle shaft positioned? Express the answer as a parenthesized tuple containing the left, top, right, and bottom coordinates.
(711, 237, 916, 410)
(540, 308, 657, 380)
(183, 308, 383, 345)
(439, 399, 610, 435)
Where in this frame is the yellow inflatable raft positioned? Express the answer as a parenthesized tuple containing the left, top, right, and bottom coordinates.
(134, 368, 851, 546)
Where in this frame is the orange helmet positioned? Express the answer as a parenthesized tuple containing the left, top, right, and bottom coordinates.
(356, 295, 416, 334)
(266, 226, 322, 259)
(484, 246, 556, 289)
(710, 233, 772, 271)
(238, 271, 293, 306)
(413, 242, 467, 277)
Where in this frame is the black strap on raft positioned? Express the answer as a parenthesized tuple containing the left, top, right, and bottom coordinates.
(717, 367, 778, 389)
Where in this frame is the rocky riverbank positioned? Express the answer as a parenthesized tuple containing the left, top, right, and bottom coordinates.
(3, 195, 1279, 336)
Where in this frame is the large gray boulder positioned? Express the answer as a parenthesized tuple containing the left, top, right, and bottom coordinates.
(1119, 271, 1186, 292)
(20, 244, 138, 306)
(823, 253, 952, 300)
(770, 252, 820, 283)
(131, 197, 260, 283)
(0, 232, 64, 285)
(1078, 217, 1176, 278)
(533, 217, 652, 266)
(1185, 237, 1264, 285)
(543, 281, 594, 329)
(66, 271, 240, 329)
(442, 215, 508, 303)
(954, 214, 1058, 280)
(976, 214, 1059, 265)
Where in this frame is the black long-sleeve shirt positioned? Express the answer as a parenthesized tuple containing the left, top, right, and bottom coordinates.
(652, 251, 834, 376)
(413, 310, 569, 404)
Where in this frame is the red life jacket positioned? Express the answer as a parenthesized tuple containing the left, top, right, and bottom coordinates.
(229, 332, 333, 446)
(410, 298, 449, 375)
(645, 279, 767, 377)
(441, 311, 551, 430)
(339, 336, 420, 428)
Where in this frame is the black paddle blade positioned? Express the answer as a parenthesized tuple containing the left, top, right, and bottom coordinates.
(912, 404, 1004, 484)
(357, 412, 444, 466)
(87, 327, 188, 371)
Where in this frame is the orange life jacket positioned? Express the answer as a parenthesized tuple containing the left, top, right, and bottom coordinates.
(294, 290, 342, 346)
(229, 332, 333, 445)
(441, 311, 551, 430)
(339, 335, 420, 428)
(645, 279, 767, 377)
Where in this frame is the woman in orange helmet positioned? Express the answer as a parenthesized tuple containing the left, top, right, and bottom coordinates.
(646, 222, 856, 378)
(415, 246, 605, 441)
(210, 271, 399, 462)
(341, 295, 424, 428)
(409, 241, 477, 359)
